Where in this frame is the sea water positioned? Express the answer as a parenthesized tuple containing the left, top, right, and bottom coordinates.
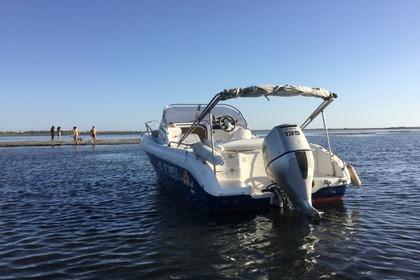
(0, 132, 419, 279)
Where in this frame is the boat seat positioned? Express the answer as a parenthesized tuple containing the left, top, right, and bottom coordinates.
(212, 129, 232, 141)
(180, 133, 201, 145)
(216, 138, 264, 152)
(230, 128, 252, 140)
(180, 125, 207, 140)
(167, 126, 182, 143)
(212, 127, 253, 141)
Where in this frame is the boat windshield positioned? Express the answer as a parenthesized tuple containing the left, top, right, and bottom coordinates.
(162, 104, 247, 128)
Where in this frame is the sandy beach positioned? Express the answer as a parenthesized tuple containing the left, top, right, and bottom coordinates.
(0, 139, 140, 147)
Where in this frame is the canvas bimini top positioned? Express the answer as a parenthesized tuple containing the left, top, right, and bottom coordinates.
(218, 85, 337, 101)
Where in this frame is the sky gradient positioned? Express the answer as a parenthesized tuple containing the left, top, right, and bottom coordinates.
(1, 0, 419, 131)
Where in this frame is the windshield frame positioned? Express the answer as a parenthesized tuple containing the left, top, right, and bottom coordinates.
(161, 104, 248, 128)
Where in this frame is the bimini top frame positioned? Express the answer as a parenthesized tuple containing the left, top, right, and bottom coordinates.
(178, 84, 337, 146)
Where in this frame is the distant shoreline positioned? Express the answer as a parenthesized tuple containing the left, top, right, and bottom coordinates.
(1, 127, 419, 137)
(0, 131, 144, 137)
(1, 127, 419, 148)
(0, 138, 140, 147)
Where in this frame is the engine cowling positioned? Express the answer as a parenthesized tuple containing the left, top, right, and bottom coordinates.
(262, 124, 320, 219)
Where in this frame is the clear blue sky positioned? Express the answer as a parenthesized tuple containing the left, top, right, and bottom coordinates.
(1, 0, 419, 131)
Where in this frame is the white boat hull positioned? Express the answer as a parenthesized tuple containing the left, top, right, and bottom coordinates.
(141, 135, 273, 212)
(141, 133, 353, 213)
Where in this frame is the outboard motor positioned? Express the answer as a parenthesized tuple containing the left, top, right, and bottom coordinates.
(262, 124, 320, 219)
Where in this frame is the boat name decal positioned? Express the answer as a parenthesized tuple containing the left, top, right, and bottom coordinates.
(157, 161, 194, 190)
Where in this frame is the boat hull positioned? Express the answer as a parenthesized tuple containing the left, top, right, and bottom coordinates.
(312, 185, 346, 204)
(141, 134, 348, 213)
(146, 152, 271, 213)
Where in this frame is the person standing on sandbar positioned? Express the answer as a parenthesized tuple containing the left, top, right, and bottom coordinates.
(73, 126, 80, 143)
(57, 126, 62, 142)
(50, 126, 55, 141)
(90, 126, 97, 143)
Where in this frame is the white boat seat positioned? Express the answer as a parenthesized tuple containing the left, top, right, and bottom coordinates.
(230, 128, 252, 140)
(212, 127, 253, 141)
(192, 142, 224, 165)
(216, 138, 264, 152)
(180, 133, 201, 145)
(167, 126, 182, 142)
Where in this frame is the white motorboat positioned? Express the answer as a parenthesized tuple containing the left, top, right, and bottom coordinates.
(140, 85, 361, 219)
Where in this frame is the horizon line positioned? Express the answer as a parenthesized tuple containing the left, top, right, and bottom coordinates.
(1, 126, 420, 134)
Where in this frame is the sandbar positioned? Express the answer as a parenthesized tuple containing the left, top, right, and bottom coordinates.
(0, 139, 140, 147)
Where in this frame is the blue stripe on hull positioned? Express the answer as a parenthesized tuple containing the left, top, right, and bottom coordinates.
(146, 152, 271, 213)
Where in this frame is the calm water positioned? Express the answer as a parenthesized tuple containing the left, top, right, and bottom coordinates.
(0, 133, 419, 279)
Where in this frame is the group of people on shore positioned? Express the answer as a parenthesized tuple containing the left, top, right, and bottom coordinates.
(50, 126, 62, 142)
(50, 126, 97, 143)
